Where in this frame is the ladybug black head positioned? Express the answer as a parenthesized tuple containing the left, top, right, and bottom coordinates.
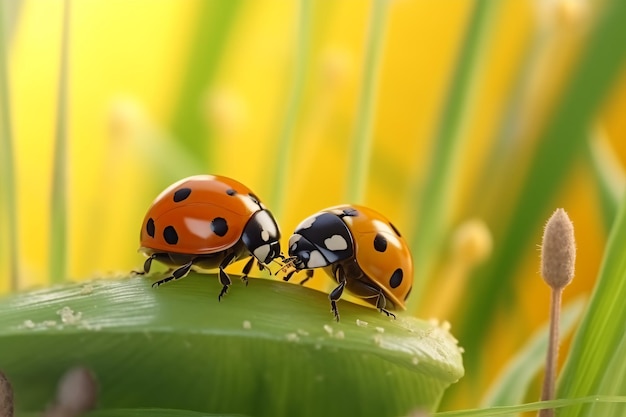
(242, 209, 281, 265)
(288, 212, 354, 270)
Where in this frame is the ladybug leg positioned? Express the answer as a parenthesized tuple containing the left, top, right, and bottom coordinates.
(143, 254, 158, 274)
(375, 291, 396, 320)
(299, 270, 314, 285)
(218, 252, 238, 301)
(283, 269, 297, 282)
(132, 253, 159, 275)
(240, 256, 255, 286)
(329, 267, 347, 322)
(151, 260, 193, 288)
(348, 279, 397, 320)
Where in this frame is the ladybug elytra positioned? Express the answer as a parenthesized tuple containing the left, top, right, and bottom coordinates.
(284, 205, 413, 321)
(138, 175, 281, 300)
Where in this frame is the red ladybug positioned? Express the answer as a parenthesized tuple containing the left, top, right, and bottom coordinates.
(139, 175, 281, 300)
(285, 205, 413, 321)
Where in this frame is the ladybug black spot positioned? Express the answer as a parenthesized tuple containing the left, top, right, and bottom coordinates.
(211, 217, 229, 237)
(163, 226, 178, 245)
(404, 286, 412, 301)
(389, 268, 403, 289)
(146, 218, 155, 238)
(226, 188, 237, 196)
(173, 188, 192, 203)
(373, 233, 387, 252)
(389, 222, 402, 237)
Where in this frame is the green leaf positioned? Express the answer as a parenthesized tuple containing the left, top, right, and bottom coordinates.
(0, 274, 463, 417)
(85, 410, 245, 417)
(20, 410, 244, 417)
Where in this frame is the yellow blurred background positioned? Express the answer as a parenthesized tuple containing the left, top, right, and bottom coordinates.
(2, 0, 626, 411)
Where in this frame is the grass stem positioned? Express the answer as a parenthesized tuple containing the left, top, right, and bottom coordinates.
(269, 0, 310, 219)
(344, 0, 389, 203)
(49, 0, 70, 283)
(0, 0, 19, 291)
(408, 0, 494, 311)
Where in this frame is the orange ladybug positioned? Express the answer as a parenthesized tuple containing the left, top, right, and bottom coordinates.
(139, 175, 281, 300)
(284, 205, 413, 321)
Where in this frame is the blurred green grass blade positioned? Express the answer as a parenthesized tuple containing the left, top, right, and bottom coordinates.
(587, 332, 626, 416)
(0, 275, 463, 416)
(269, 0, 310, 218)
(557, 193, 626, 416)
(585, 128, 625, 234)
(408, 0, 496, 310)
(169, 0, 242, 165)
(455, 0, 626, 372)
(480, 297, 585, 408)
(344, 0, 390, 203)
(1, 0, 21, 43)
(434, 396, 626, 417)
(49, 0, 70, 284)
(0, 0, 19, 290)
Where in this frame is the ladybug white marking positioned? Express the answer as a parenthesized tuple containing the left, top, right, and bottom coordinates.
(324, 234, 348, 251)
(299, 215, 318, 230)
(254, 244, 270, 263)
(261, 229, 270, 242)
(289, 234, 301, 252)
(307, 250, 326, 268)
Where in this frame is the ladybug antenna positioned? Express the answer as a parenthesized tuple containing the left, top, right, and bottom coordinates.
(271, 257, 284, 268)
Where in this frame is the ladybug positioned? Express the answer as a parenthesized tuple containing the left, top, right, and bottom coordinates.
(138, 175, 281, 300)
(284, 205, 413, 321)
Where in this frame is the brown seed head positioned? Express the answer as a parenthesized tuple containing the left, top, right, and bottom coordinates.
(541, 208, 576, 289)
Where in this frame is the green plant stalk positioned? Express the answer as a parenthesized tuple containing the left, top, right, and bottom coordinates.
(557, 195, 626, 415)
(0, 0, 19, 291)
(538, 288, 562, 417)
(344, 0, 389, 204)
(169, 0, 242, 167)
(0, 274, 463, 416)
(455, 0, 626, 375)
(407, 0, 495, 311)
(49, 0, 70, 284)
(269, 0, 310, 219)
